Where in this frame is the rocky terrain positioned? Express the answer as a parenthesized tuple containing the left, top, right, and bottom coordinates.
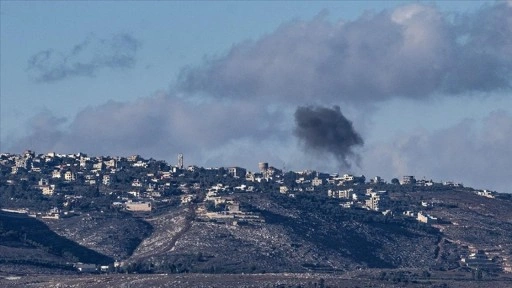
(17, 186, 509, 276)
(2, 186, 512, 276)
(2, 151, 512, 285)
(43, 212, 152, 259)
(0, 211, 112, 273)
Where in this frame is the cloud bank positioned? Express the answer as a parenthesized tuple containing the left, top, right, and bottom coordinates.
(27, 33, 140, 82)
(363, 110, 512, 193)
(178, 2, 511, 103)
(9, 93, 286, 167)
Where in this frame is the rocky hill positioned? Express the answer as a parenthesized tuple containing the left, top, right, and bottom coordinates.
(1, 151, 512, 280)
(22, 186, 509, 276)
(0, 211, 113, 274)
(121, 190, 442, 274)
(42, 211, 152, 259)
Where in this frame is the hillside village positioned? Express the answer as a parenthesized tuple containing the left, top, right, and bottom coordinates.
(0, 150, 495, 220)
(1, 150, 512, 275)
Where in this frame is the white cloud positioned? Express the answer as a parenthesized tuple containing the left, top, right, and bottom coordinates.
(178, 2, 511, 103)
(8, 92, 286, 165)
(362, 110, 512, 193)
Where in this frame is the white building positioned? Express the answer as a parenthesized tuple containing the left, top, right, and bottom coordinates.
(64, 171, 76, 181)
(339, 188, 354, 199)
(132, 161, 148, 168)
(372, 176, 384, 184)
(181, 194, 196, 204)
(131, 179, 142, 187)
(365, 191, 388, 211)
(41, 185, 56, 196)
(102, 175, 111, 186)
(312, 177, 323, 186)
(75, 263, 97, 273)
(401, 176, 415, 185)
(126, 201, 152, 212)
(417, 212, 437, 224)
(342, 174, 354, 181)
(52, 170, 62, 179)
(328, 188, 353, 199)
(477, 190, 495, 198)
(104, 159, 116, 168)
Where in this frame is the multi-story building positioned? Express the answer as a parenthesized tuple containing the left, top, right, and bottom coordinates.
(228, 167, 247, 178)
(102, 175, 111, 186)
(328, 188, 353, 199)
(342, 174, 355, 181)
(401, 175, 416, 185)
(372, 176, 384, 184)
(41, 185, 56, 196)
(79, 157, 90, 169)
(52, 170, 62, 178)
(312, 177, 323, 186)
(92, 162, 104, 171)
(64, 171, 76, 181)
(104, 159, 116, 169)
(365, 191, 388, 211)
(339, 188, 354, 199)
(15, 157, 29, 169)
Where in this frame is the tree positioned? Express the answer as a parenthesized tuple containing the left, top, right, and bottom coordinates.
(319, 278, 325, 288)
(391, 178, 400, 185)
(422, 270, 431, 278)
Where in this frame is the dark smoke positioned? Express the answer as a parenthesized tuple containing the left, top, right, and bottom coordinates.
(294, 105, 363, 168)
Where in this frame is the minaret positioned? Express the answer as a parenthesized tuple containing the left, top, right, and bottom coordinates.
(178, 153, 184, 169)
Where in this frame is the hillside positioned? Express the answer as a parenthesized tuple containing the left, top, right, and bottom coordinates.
(43, 211, 152, 259)
(112, 188, 512, 275)
(0, 211, 113, 274)
(123, 191, 441, 273)
(1, 151, 512, 281)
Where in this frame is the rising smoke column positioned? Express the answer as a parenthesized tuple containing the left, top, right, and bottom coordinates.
(294, 105, 363, 168)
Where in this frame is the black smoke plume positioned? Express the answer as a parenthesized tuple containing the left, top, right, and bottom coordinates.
(294, 105, 363, 168)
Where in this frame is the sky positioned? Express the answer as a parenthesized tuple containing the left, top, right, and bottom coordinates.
(1, 1, 511, 192)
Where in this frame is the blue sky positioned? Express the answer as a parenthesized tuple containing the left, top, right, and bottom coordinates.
(1, 1, 511, 192)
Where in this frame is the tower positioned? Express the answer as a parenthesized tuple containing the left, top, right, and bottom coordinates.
(258, 162, 268, 173)
(178, 153, 184, 169)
